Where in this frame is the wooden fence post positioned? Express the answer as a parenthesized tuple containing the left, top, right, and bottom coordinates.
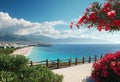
(30, 61, 33, 66)
(69, 58, 71, 66)
(95, 55, 97, 61)
(46, 59, 48, 67)
(82, 57, 85, 64)
(57, 58, 60, 69)
(88, 56, 91, 63)
(75, 57, 78, 65)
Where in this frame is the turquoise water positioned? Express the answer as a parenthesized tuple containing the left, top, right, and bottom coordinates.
(27, 44, 120, 62)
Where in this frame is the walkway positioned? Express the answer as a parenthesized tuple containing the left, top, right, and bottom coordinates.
(53, 63, 94, 82)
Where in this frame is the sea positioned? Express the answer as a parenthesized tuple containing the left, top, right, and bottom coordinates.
(27, 44, 120, 62)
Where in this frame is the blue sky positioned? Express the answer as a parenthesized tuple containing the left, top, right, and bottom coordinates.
(0, 0, 120, 43)
(0, 0, 103, 22)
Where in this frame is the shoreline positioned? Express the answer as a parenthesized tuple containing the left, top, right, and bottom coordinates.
(12, 46, 34, 56)
(13, 46, 94, 82)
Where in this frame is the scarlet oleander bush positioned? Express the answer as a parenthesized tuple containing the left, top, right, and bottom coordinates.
(91, 51, 120, 82)
(70, 0, 120, 32)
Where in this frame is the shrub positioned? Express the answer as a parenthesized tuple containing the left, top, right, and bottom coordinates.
(0, 47, 16, 55)
(0, 71, 17, 82)
(91, 51, 120, 82)
(0, 54, 63, 82)
(71, 0, 120, 32)
(18, 65, 63, 82)
(0, 54, 29, 72)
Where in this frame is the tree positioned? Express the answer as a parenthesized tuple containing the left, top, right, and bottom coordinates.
(70, 0, 120, 32)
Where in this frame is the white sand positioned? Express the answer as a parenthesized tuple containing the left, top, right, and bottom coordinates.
(12, 46, 34, 56)
(53, 63, 94, 82)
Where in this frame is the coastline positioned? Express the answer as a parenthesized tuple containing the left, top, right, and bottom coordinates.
(12, 46, 34, 56)
(13, 46, 94, 82)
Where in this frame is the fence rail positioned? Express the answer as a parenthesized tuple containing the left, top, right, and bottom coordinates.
(29, 54, 103, 69)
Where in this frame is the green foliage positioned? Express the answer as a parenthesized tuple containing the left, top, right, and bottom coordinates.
(10, 55, 29, 72)
(0, 55, 29, 72)
(0, 71, 17, 82)
(18, 65, 63, 82)
(0, 47, 16, 55)
(0, 54, 63, 82)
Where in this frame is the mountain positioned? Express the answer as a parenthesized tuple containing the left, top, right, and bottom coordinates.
(0, 33, 54, 44)
(0, 33, 110, 44)
(24, 35, 110, 44)
(0, 33, 28, 41)
(53, 38, 109, 44)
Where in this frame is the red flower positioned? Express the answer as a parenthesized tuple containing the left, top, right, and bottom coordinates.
(70, 22, 74, 28)
(99, 19, 105, 25)
(101, 70, 108, 77)
(111, 61, 116, 67)
(86, 8, 89, 12)
(117, 62, 120, 67)
(88, 12, 98, 22)
(97, 19, 105, 31)
(112, 20, 120, 28)
(102, 2, 111, 13)
(87, 25, 91, 29)
(91, 72, 100, 82)
(104, 2, 110, 8)
(112, 67, 118, 73)
(107, 10, 116, 19)
(97, 24, 102, 31)
(105, 23, 110, 31)
(93, 62, 101, 71)
(76, 24, 80, 29)
(102, 7, 110, 13)
(114, 51, 120, 58)
(89, 4, 93, 8)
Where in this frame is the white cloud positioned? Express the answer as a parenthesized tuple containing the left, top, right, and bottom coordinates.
(90, 30, 120, 43)
(0, 12, 120, 43)
(0, 12, 64, 38)
(59, 29, 87, 38)
(42, 20, 65, 27)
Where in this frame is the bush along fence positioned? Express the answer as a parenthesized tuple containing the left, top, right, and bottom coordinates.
(30, 54, 103, 69)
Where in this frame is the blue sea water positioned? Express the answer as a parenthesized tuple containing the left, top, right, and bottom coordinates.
(27, 44, 120, 62)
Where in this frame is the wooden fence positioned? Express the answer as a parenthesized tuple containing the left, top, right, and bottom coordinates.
(29, 54, 103, 69)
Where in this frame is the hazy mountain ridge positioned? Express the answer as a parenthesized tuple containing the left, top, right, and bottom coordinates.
(0, 33, 28, 41)
(0, 33, 110, 44)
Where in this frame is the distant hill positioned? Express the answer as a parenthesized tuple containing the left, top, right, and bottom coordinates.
(0, 33, 54, 44)
(53, 38, 109, 44)
(0, 33, 28, 41)
(24, 35, 109, 44)
(0, 33, 110, 44)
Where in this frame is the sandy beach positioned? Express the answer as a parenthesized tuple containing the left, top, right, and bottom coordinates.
(53, 63, 94, 82)
(12, 46, 34, 56)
